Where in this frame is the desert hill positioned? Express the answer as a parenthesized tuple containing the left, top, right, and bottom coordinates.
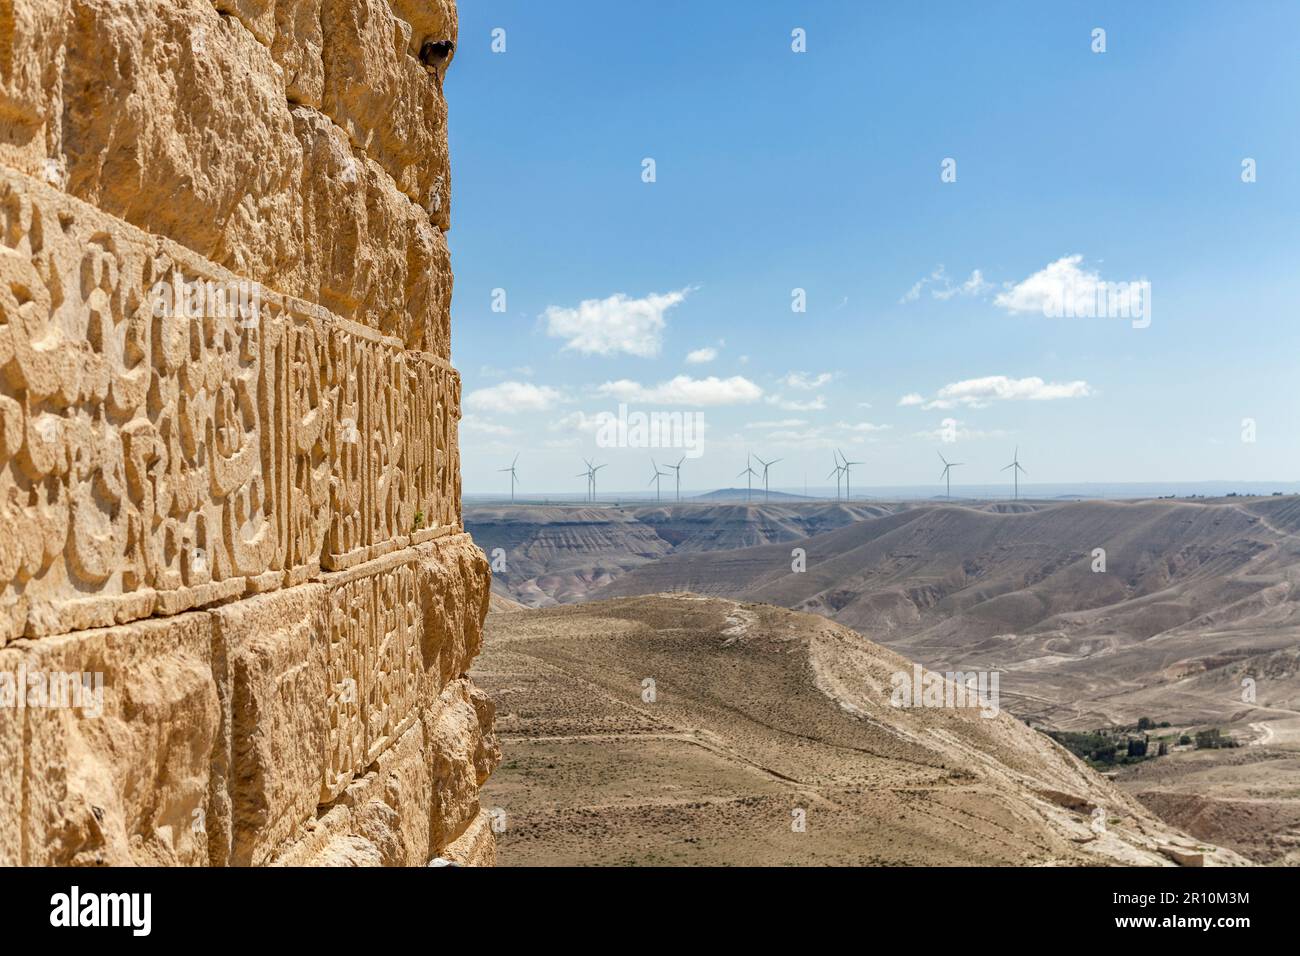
(593, 498, 1300, 729)
(465, 502, 894, 607)
(690, 487, 813, 502)
(472, 594, 1244, 866)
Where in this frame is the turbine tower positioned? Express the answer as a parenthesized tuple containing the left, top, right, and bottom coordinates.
(648, 458, 670, 502)
(755, 455, 782, 502)
(737, 455, 758, 502)
(836, 449, 863, 501)
(589, 461, 607, 502)
(1001, 446, 1026, 500)
(498, 453, 520, 503)
(826, 457, 845, 501)
(665, 456, 685, 501)
(575, 459, 595, 502)
(937, 451, 963, 500)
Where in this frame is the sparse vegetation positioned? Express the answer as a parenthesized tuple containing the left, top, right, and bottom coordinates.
(1194, 728, 1239, 750)
(1044, 720, 1182, 769)
(1044, 719, 1241, 767)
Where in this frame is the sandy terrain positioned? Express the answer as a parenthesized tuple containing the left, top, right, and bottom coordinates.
(473, 594, 1246, 866)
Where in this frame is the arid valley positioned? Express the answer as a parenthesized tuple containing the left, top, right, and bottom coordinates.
(469, 497, 1300, 866)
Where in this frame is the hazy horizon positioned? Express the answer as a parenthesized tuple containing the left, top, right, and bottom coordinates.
(467, 478, 1300, 502)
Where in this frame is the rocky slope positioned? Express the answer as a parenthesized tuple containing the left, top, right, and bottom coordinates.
(595, 498, 1300, 729)
(473, 594, 1247, 866)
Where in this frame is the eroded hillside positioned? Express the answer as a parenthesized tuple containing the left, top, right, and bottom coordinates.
(473, 594, 1245, 866)
(464, 501, 894, 607)
(595, 499, 1300, 731)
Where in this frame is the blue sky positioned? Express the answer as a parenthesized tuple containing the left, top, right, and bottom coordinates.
(445, 1, 1299, 496)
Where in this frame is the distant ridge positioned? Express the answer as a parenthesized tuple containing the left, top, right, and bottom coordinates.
(691, 487, 814, 502)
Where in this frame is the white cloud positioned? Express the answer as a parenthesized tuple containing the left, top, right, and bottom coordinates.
(781, 371, 835, 390)
(994, 255, 1097, 314)
(459, 415, 515, 436)
(465, 380, 565, 414)
(930, 375, 1091, 408)
(933, 269, 992, 301)
(548, 411, 605, 433)
(596, 374, 762, 406)
(766, 394, 826, 412)
(685, 346, 718, 364)
(543, 288, 689, 357)
(900, 266, 991, 304)
(745, 418, 808, 429)
(901, 376, 1091, 411)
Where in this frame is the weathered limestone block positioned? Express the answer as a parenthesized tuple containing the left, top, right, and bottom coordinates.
(440, 807, 497, 867)
(293, 105, 451, 354)
(387, 0, 458, 61)
(1, 0, 495, 868)
(15, 0, 447, 353)
(272, 673, 496, 867)
(426, 677, 500, 849)
(418, 537, 491, 690)
(0, 0, 67, 179)
(273, 717, 430, 866)
(271, 0, 326, 108)
(62, 0, 305, 284)
(212, 0, 453, 222)
(320, 534, 487, 801)
(321, 0, 451, 228)
(210, 584, 328, 867)
(0, 165, 461, 642)
(0, 610, 219, 866)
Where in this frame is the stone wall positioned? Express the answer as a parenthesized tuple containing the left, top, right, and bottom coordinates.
(0, 0, 499, 865)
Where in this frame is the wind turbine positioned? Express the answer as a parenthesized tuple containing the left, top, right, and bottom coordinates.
(836, 449, 863, 501)
(737, 455, 758, 502)
(664, 456, 685, 501)
(937, 451, 963, 500)
(826, 457, 845, 501)
(1001, 446, 1026, 500)
(648, 458, 670, 502)
(575, 459, 595, 502)
(498, 453, 520, 503)
(755, 455, 782, 501)
(589, 461, 607, 502)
